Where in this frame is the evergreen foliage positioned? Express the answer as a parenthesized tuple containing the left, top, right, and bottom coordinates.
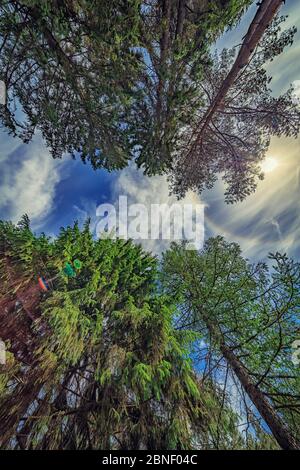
(169, 11, 300, 203)
(0, 218, 245, 449)
(0, 0, 251, 171)
(161, 237, 300, 449)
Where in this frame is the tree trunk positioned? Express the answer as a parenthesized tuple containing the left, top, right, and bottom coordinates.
(199, 307, 300, 449)
(175, 0, 186, 38)
(220, 343, 300, 450)
(156, 0, 172, 121)
(189, 0, 283, 154)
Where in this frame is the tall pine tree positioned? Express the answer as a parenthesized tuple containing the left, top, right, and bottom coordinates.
(161, 237, 300, 449)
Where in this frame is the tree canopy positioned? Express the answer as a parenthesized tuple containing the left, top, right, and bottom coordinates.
(1, 1, 299, 204)
(0, 217, 253, 450)
(161, 237, 300, 449)
(0, 0, 251, 172)
(1, 0, 300, 451)
(169, 8, 300, 202)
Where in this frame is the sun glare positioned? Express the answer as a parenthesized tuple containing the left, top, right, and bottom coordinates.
(261, 157, 279, 174)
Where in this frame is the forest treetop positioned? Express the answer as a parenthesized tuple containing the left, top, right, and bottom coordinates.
(4, 1, 299, 203)
(1, 216, 278, 450)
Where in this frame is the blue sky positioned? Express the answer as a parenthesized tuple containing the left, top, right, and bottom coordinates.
(1, 1, 300, 261)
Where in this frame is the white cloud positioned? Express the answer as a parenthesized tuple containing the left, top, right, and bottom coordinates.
(0, 132, 65, 227)
(110, 166, 205, 255)
(292, 79, 300, 103)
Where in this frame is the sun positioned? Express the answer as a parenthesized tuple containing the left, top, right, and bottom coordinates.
(261, 157, 279, 174)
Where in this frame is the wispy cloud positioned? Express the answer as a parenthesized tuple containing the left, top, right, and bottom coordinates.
(0, 132, 65, 228)
(109, 166, 205, 255)
(204, 135, 300, 260)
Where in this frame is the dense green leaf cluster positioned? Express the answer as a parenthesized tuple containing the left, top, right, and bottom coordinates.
(0, 218, 246, 449)
(0, 0, 251, 171)
(161, 237, 300, 448)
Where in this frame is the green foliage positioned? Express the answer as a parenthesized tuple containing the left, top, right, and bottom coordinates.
(161, 237, 300, 447)
(0, 0, 251, 173)
(0, 0, 143, 169)
(0, 218, 246, 449)
(169, 14, 300, 203)
(133, 0, 252, 174)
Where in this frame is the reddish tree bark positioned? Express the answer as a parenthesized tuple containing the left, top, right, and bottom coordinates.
(188, 0, 284, 156)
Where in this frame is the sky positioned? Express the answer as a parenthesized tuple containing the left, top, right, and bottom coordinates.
(0, 1, 300, 262)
